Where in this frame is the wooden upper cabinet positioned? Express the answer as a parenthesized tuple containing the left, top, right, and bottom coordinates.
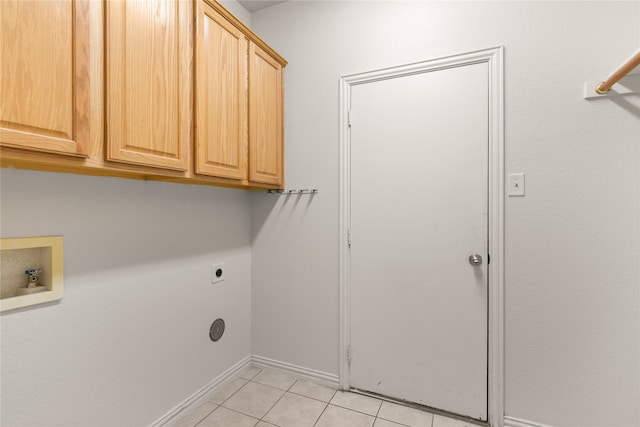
(1, 0, 286, 189)
(105, 0, 192, 171)
(195, 0, 248, 180)
(0, 0, 90, 157)
(249, 42, 284, 187)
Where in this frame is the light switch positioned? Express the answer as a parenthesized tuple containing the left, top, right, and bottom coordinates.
(508, 173, 525, 197)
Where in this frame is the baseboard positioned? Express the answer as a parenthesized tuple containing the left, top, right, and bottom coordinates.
(251, 354, 340, 389)
(150, 355, 252, 427)
(152, 354, 557, 427)
(504, 416, 554, 427)
(151, 354, 339, 426)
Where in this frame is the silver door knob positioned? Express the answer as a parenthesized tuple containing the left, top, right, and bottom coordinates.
(468, 254, 483, 266)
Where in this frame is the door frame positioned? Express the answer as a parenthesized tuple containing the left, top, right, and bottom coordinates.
(339, 47, 505, 427)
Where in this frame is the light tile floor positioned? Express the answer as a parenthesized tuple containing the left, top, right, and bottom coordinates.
(170, 367, 481, 427)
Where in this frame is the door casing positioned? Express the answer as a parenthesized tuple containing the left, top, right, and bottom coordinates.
(338, 47, 505, 427)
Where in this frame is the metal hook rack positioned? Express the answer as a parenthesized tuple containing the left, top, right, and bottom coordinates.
(266, 189, 318, 195)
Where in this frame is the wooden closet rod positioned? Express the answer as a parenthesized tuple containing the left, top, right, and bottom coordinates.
(596, 49, 640, 94)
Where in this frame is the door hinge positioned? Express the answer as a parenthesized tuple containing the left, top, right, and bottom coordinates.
(347, 345, 352, 365)
(347, 229, 352, 248)
(348, 110, 353, 127)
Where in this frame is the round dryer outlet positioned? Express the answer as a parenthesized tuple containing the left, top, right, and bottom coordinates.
(209, 318, 225, 342)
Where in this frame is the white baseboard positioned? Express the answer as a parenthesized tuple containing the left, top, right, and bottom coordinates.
(153, 355, 554, 427)
(150, 355, 252, 427)
(151, 354, 339, 426)
(504, 416, 554, 427)
(251, 354, 340, 389)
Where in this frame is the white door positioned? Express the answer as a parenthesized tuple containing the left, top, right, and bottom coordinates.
(349, 61, 489, 421)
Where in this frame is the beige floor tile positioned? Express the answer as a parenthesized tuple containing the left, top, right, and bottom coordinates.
(252, 368, 298, 390)
(377, 401, 433, 427)
(373, 419, 407, 427)
(209, 378, 248, 404)
(289, 380, 337, 402)
(222, 381, 285, 419)
(315, 404, 375, 427)
(198, 407, 259, 427)
(239, 366, 262, 380)
(168, 402, 217, 427)
(255, 422, 278, 427)
(263, 392, 327, 427)
(330, 391, 382, 416)
(433, 414, 478, 427)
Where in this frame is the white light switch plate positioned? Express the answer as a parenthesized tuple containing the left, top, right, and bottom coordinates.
(508, 173, 525, 197)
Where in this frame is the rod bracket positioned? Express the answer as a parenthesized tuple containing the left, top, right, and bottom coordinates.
(595, 83, 611, 95)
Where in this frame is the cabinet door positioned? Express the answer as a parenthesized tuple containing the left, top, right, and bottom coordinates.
(106, 0, 191, 171)
(249, 42, 283, 187)
(0, 0, 89, 156)
(195, 0, 248, 180)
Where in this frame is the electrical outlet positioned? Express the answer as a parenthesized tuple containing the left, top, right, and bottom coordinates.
(211, 263, 225, 284)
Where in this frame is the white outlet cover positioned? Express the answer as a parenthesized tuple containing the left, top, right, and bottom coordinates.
(211, 263, 225, 284)
(508, 173, 525, 197)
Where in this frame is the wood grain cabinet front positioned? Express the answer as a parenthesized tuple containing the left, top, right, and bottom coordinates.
(0, 0, 90, 157)
(249, 42, 283, 187)
(105, 0, 192, 171)
(1, 0, 285, 190)
(195, 1, 248, 180)
(195, 0, 286, 188)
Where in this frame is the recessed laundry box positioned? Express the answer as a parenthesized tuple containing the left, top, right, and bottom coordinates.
(0, 236, 63, 312)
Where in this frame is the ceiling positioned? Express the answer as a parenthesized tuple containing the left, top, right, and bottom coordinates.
(237, 0, 288, 12)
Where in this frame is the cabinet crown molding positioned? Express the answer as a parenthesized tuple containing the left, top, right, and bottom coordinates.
(203, 0, 288, 67)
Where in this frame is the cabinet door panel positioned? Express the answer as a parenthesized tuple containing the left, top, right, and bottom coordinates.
(106, 0, 191, 171)
(249, 43, 283, 186)
(0, 0, 89, 156)
(195, 0, 247, 180)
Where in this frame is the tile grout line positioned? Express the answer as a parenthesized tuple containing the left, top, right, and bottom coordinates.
(283, 379, 333, 427)
(206, 405, 262, 425)
(374, 400, 426, 427)
(375, 398, 383, 418)
(248, 373, 342, 426)
(310, 385, 337, 427)
(329, 402, 382, 419)
(221, 377, 252, 404)
(371, 398, 382, 427)
(187, 404, 218, 427)
(301, 378, 333, 427)
(192, 391, 435, 427)
(199, 366, 440, 427)
(253, 375, 302, 425)
(287, 386, 338, 405)
(199, 366, 464, 427)
(312, 401, 331, 427)
(310, 392, 338, 404)
(193, 369, 260, 427)
(374, 414, 414, 427)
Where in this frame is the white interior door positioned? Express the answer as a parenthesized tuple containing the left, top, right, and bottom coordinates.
(349, 61, 489, 421)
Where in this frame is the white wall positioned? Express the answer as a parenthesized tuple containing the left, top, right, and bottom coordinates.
(220, 0, 251, 26)
(250, 2, 640, 426)
(0, 169, 252, 426)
